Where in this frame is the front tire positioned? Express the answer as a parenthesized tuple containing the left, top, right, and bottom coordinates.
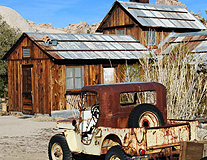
(48, 134, 72, 160)
(105, 145, 131, 160)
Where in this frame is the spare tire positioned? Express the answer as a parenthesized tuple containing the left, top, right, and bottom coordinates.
(128, 104, 165, 128)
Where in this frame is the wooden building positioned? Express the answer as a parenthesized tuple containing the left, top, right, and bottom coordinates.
(2, 32, 148, 115)
(96, 0, 207, 48)
(156, 31, 207, 55)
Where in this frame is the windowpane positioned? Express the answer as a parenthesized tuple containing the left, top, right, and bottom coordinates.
(66, 68, 73, 77)
(66, 78, 73, 90)
(104, 68, 115, 84)
(23, 48, 30, 57)
(147, 30, 156, 46)
(116, 29, 125, 35)
(75, 67, 81, 77)
(75, 77, 82, 89)
(120, 91, 156, 108)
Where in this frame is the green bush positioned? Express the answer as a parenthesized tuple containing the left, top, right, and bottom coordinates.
(0, 15, 21, 97)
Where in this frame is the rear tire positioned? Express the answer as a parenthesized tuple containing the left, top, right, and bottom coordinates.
(128, 104, 165, 128)
(48, 134, 72, 160)
(105, 145, 131, 160)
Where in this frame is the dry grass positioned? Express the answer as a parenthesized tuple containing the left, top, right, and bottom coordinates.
(121, 45, 207, 119)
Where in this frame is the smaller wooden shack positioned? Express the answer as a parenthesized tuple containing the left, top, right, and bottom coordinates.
(96, 0, 206, 48)
(156, 31, 207, 56)
(2, 32, 149, 115)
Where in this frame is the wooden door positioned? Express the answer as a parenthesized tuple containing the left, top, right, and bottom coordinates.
(22, 65, 33, 114)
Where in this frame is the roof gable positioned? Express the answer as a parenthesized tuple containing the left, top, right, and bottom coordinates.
(97, 1, 207, 31)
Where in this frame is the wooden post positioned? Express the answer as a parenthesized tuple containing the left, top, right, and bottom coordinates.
(4, 88, 8, 101)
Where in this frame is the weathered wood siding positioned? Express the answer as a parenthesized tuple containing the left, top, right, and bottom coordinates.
(102, 5, 171, 48)
(6, 36, 122, 114)
(7, 36, 66, 114)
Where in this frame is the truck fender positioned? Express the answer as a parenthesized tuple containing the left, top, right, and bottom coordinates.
(101, 134, 122, 154)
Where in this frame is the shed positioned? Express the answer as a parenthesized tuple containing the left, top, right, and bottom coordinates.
(156, 31, 207, 72)
(96, 0, 206, 48)
(2, 32, 149, 115)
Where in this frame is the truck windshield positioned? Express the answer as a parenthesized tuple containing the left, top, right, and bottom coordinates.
(82, 92, 98, 110)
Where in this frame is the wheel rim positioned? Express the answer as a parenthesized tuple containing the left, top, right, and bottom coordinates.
(110, 155, 121, 160)
(139, 111, 159, 127)
(51, 142, 63, 160)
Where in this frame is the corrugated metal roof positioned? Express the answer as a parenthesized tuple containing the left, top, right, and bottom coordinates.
(26, 33, 149, 60)
(156, 31, 207, 54)
(118, 1, 207, 30)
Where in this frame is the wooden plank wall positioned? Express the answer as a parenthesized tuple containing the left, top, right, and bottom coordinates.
(7, 36, 122, 114)
(102, 5, 171, 48)
(7, 37, 55, 114)
(50, 63, 66, 111)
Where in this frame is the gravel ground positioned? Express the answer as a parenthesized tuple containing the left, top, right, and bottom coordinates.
(0, 116, 56, 160)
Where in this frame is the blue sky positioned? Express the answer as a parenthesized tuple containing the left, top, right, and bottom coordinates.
(0, 0, 206, 28)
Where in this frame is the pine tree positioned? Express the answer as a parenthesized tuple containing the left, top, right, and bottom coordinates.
(0, 15, 21, 97)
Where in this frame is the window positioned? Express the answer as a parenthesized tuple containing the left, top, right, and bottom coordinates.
(147, 30, 156, 46)
(23, 48, 31, 57)
(66, 67, 83, 90)
(116, 29, 125, 35)
(120, 91, 156, 108)
(103, 68, 115, 84)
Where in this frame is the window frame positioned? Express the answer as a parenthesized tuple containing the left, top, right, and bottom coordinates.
(120, 91, 157, 108)
(116, 28, 126, 35)
(22, 47, 31, 58)
(66, 66, 83, 91)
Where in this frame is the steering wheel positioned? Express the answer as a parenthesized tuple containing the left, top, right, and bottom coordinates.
(91, 105, 99, 123)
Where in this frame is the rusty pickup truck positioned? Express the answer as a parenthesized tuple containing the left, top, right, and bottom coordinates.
(48, 82, 199, 160)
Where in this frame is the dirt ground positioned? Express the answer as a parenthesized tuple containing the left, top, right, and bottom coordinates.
(1, 115, 207, 160)
(0, 115, 57, 160)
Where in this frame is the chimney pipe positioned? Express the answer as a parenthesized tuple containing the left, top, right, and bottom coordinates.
(130, 0, 149, 3)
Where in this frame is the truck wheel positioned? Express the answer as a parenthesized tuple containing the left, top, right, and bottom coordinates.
(48, 134, 72, 160)
(105, 145, 131, 160)
(128, 104, 165, 128)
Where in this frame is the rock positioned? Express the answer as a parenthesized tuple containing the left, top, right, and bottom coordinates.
(61, 21, 101, 34)
(27, 19, 101, 34)
(0, 6, 35, 32)
(156, 0, 186, 8)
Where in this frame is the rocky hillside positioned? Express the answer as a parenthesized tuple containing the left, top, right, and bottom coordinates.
(0, 6, 100, 33)
(156, 0, 186, 7)
(27, 20, 100, 34)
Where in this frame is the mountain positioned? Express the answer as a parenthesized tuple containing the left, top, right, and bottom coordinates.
(0, 5, 100, 34)
(0, 6, 35, 32)
(27, 20, 100, 34)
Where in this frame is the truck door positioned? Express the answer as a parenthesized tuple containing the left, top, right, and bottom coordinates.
(81, 92, 99, 144)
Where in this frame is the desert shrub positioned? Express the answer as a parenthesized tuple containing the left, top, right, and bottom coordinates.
(121, 45, 207, 119)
